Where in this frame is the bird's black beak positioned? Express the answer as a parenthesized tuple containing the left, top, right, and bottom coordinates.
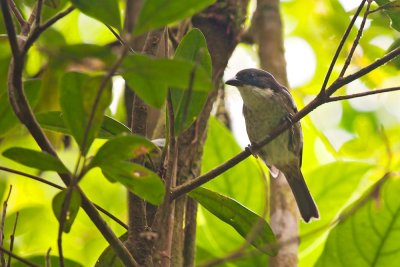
(225, 77, 243, 87)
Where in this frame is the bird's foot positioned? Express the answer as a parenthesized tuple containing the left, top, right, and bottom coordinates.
(245, 144, 258, 158)
(281, 113, 294, 125)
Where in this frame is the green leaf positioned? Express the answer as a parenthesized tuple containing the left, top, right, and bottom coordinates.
(89, 135, 164, 204)
(52, 189, 81, 233)
(2, 147, 69, 173)
(0, 79, 41, 136)
(189, 187, 277, 255)
(122, 54, 213, 108)
(69, 0, 121, 30)
(375, 0, 400, 32)
(171, 28, 212, 135)
(95, 232, 127, 267)
(134, 0, 216, 35)
(299, 162, 374, 265)
(316, 176, 400, 267)
(60, 72, 112, 154)
(36, 111, 131, 138)
(101, 161, 165, 205)
(90, 135, 157, 167)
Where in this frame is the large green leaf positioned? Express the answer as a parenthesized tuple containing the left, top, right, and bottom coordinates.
(52, 189, 81, 233)
(60, 72, 112, 154)
(134, 0, 216, 35)
(90, 135, 157, 167)
(0, 79, 41, 136)
(69, 0, 121, 30)
(375, 0, 400, 32)
(90, 135, 164, 204)
(2, 147, 70, 173)
(197, 117, 268, 263)
(122, 54, 213, 108)
(101, 161, 165, 205)
(36, 111, 131, 138)
(316, 176, 400, 267)
(171, 28, 212, 135)
(189, 187, 277, 255)
(299, 162, 374, 267)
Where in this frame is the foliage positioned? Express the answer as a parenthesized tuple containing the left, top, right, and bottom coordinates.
(0, 0, 399, 266)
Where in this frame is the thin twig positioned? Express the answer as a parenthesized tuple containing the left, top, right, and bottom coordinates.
(170, 47, 400, 201)
(1, 0, 20, 58)
(46, 248, 52, 267)
(7, 211, 19, 267)
(57, 186, 75, 267)
(339, 0, 372, 78)
(0, 166, 128, 229)
(0, 186, 12, 267)
(319, 0, 367, 94)
(369, 1, 400, 14)
(7, 0, 26, 28)
(80, 47, 129, 156)
(35, 0, 44, 28)
(0, 246, 39, 267)
(106, 24, 136, 54)
(327, 86, 400, 102)
(22, 6, 75, 55)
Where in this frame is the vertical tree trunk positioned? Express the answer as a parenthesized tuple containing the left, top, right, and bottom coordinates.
(253, 0, 299, 266)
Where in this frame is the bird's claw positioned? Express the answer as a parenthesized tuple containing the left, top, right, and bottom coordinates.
(281, 113, 294, 125)
(246, 144, 258, 158)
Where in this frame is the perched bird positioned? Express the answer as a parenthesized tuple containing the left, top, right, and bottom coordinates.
(226, 68, 319, 222)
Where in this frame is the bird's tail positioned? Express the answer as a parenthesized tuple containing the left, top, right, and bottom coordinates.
(285, 169, 319, 222)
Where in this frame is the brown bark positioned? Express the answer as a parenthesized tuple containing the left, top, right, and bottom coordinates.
(166, 1, 250, 266)
(252, 0, 298, 266)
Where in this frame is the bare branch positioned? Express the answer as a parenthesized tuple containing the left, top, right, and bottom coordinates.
(7, 0, 26, 29)
(1, 0, 20, 58)
(171, 47, 400, 200)
(339, 0, 372, 78)
(0, 166, 128, 229)
(319, 0, 367, 94)
(0, 246, 39, 267)
(22, 6, 75, 55)
(45, 248, 51, 267)
(0, 186, 12, 267)
(327, 86, 400, 102)
(35, 0, 44, 28)
(7, 211, 19, 267)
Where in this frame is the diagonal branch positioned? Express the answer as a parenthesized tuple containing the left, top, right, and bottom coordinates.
(319, 0, 367, 94)
(170, 47, 400, 200)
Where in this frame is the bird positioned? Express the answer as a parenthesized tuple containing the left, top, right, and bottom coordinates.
(225, 68, 319, 222)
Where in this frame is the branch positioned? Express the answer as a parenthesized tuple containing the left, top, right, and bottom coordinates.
(22, 6, 75, 55)
(7, 212, 19, 267)
(7, 0, 26, 29)
(170, 47, 400, 200)
(327, 86, 400, 102)
(0, 166, 128, 229)
(319, 0, 367, 94)
(339, 0, 372, 78)
(0, 186, 12, 266)
(1, 0, 20, 58)
(0, 246, 39, 267)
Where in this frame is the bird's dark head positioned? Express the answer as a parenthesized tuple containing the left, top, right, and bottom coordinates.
(225, 68, 281, 90)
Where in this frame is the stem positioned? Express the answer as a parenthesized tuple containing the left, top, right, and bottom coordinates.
(319, 0, 367, 93)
